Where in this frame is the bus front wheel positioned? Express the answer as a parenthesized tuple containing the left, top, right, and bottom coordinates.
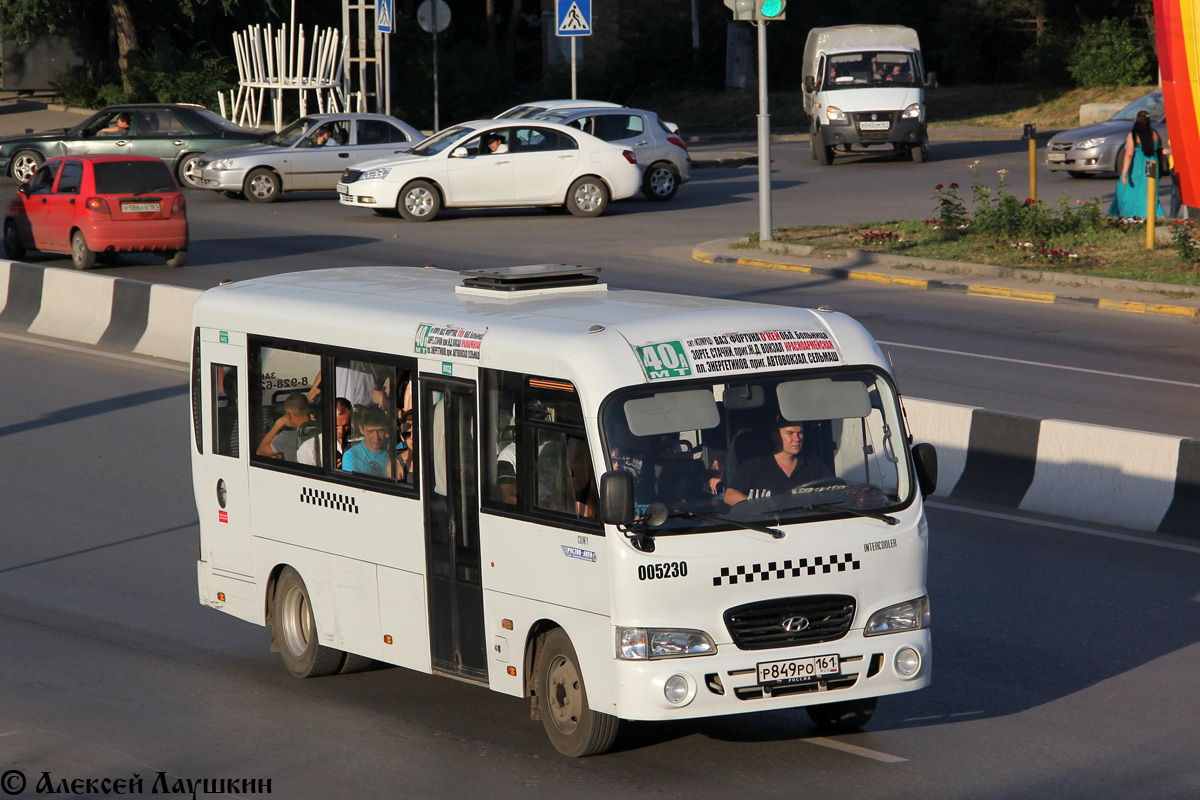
(537, 629, 619, 757)
(273, 567, 345, 678)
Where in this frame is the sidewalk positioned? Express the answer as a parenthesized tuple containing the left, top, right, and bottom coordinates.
(692, 237, 1200, 322)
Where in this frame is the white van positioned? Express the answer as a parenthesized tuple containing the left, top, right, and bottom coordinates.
(189, 264, 939, 756)
(803, 25, 934, 164)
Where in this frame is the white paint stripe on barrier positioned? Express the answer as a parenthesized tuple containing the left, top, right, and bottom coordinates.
(134, 283, 203, 362)
(902, 397, 975, 496)
(27, 268, 116, 345)
(1020, 420, 1181, 531)
(0, 261, 10, 311)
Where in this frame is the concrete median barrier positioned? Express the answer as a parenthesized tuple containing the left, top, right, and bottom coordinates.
(1, 257, 1196, 539)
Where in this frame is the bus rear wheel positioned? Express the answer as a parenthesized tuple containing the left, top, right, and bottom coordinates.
(805, 696, 878, 732)
(537, 628, 619, 757)
(273, 567, 345, 678)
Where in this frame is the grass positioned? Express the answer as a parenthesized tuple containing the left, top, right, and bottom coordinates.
(643, 84, 1158, 133)
(761, 220, 1200, 288)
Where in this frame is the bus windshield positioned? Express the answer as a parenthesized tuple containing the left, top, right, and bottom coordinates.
(601, 369, 913, 532)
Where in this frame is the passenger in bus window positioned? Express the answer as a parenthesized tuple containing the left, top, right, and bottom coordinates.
(256, 393, 314, 460)
(723, 416, 832, 505)
(307, 361, 378, 408)
(297, 397, 352, 469)
(341, 406, 395, 478)
(568, 437, 597, 518)
(495, 440, 518, 505)
(396, 410, 414, 481)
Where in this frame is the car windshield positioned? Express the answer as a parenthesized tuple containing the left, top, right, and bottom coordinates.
(1113, 93, 1164, 121)
(411, 126, 474, 156)
(93, 160, 177, 194)
(536, 112, 571, 124)
(823, 51, 918, 90)
(601, 369, 913, 532)
(265, 118, 316, 147)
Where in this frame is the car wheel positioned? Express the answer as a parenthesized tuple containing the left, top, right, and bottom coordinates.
(165, 249, 188, 268)
(566, 176, 609, 218)
(273, 566, 346, 678)
(244, 168, 281, 203)
(70, 230, 96, 270)
(3, 219, 27, 260)
(10, 150, 43, 183)
(177, 154, 204, 189)
(398, 180, 440, 222)
(537, 628, 620, 757)
(642, 162, 679, 201)
(805, 697, 878, 733)
(814, 131, 834, 166)
(911, 138, 929, 163)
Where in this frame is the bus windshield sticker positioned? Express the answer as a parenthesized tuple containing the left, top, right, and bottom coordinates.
(414, 323, 487, 360)
(638, 329, 842, 381)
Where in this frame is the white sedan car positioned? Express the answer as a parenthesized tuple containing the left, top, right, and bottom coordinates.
(337, 119, 642, 221)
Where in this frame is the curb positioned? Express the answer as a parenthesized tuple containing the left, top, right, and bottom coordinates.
(2, 258, 1197, 539)
(692, 241, 1200, 321)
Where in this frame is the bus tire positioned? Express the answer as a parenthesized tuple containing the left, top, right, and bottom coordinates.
(273, 567, 345, 678)
(537, 628, 619, 757)
(805, 696, 878, 732)
(339, 653, 376, 674)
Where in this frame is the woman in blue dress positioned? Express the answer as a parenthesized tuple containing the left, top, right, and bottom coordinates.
(1108, 110, 1168, 219)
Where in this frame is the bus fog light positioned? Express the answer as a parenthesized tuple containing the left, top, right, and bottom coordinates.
(895, 647, 921, 677)
(664, 675, 690, 704)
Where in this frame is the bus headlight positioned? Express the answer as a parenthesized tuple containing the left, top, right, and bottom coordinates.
(826, 106, 846, 122)
(902, 103, 922, 119)
(895, 647, 921, 677)
(864, 596, 930, 637)
(617, 628, 716, 660)
(664, 675, 690, 703)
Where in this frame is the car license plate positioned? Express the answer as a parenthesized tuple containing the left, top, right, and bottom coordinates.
(859, 121, 890, 131)
(122, 202, 160, 213)
(756, 654, 840, 686)
(1047, 152, 1067, 162)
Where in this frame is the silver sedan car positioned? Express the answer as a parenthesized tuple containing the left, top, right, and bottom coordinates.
(190, 113, 423, 202)
(1045, 92, 1166, 178)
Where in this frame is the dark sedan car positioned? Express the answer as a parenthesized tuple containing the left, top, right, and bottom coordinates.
(0, 103, 264, 188)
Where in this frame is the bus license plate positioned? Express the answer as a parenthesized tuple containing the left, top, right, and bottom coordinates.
(859, 121, 889, 131)
(757, 654, 840, 686)
(121, 202, 160, 213)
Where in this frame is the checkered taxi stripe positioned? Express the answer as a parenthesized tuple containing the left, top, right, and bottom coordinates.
(300, 487, 360, 514)
(713, 554, 861, 586)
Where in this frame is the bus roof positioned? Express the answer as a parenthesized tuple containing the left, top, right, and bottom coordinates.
(193, 266, 890, 404)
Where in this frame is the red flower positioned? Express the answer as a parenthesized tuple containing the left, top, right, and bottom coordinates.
(1023, 198, 1033, 205)
(935, 184, 943, 190)
(949, 183, 959, 190)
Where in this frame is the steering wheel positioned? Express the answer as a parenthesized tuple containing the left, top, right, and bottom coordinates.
(796, 477, 848, 490)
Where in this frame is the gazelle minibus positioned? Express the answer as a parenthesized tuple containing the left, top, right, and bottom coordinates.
(190, 264, 938, 756)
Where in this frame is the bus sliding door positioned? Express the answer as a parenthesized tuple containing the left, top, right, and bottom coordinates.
(421, 378, 487, 682)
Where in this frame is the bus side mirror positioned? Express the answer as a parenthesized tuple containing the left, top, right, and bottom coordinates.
(804, 75, 815, 92)
(599, 470, 635, 526)
(924, 71, 938, 89)
(911, 442, 938, 498)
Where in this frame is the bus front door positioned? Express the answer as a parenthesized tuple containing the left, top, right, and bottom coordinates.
(421, 378, 488, 682)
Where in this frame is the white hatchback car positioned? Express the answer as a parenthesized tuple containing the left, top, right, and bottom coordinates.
(533, 107, 690, 201)
(337, 119, 642, 221)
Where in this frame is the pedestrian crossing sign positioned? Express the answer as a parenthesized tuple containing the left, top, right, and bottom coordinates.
(556, 0, 591, 37)
(377, 0, 394, 33)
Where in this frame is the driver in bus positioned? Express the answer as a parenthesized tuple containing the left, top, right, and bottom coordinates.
(723, 416, 832, 506)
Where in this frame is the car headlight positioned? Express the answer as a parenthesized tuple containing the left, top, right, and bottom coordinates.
(1076, 137, 1107, 150)
(826, 106, 845, 122)
(864, 596, 930, 637)
(902, 103, 922, 120)
(209, 159, 235, 170)
(359, 167, 392, 181)
(617, 628, 716, 660)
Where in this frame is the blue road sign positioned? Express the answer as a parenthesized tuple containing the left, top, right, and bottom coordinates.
(556, 0, 591, 37)
(377, 0, 394, 33)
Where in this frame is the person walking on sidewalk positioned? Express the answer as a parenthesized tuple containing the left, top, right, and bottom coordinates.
(1108, 110, 1167, 219)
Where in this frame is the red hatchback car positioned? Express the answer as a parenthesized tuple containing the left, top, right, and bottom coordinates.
(3, 154, 188, 269)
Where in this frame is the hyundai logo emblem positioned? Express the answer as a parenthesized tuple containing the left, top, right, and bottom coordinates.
(871, 113, 878, 121)
(781, 616, 810, 633)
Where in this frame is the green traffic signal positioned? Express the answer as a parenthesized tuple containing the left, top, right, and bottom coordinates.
(760, 0, 785, 18)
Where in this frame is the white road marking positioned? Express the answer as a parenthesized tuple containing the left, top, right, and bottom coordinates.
(879, 340, 1200, 390)
(927, 502, 1200, 555)
(804, 736, 908, 763)
(0, 330, 187, 372)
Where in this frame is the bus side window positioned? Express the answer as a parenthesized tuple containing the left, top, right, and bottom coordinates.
(250, 343, 321, 464)
(212, 364, 239, 458)
(483, 370, 523, 510)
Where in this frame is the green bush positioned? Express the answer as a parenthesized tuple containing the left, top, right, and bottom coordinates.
(1066, 19, 1154, 88)
(52, 53, 236, 109)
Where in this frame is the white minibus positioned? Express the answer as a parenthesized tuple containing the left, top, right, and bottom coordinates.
(190, 264, 938, 756)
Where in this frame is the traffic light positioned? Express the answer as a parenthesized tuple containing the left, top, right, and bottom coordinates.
(723, 0, 786, 21)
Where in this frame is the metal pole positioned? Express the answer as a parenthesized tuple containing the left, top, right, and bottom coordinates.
(432, 2, 440, 132)
(1147, 161, 1158, 250)
(756, 20, 772, 243)
(571, 37, 577, 100)
(1028, 138, 1037, 203)
(384, 33, 391, 116)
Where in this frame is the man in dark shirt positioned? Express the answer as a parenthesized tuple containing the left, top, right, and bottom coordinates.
(724, 417, 832, 506)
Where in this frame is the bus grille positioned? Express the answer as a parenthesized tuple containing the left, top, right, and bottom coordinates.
(723, 594, 855, 650)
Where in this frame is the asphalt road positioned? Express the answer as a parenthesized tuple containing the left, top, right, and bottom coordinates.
(5, 136, 1198, 439)
(2, 334, 1198, 799)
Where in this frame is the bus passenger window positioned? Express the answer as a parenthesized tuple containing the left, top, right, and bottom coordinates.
(212, 364, 239, 458)
(251, 344, 320, 464)
(534, 431, 596, 519)
(483, 370, 523, 510)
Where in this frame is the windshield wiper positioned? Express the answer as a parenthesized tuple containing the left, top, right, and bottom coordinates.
(805, 500, 899, 526)
(674, 510, 784, 539)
